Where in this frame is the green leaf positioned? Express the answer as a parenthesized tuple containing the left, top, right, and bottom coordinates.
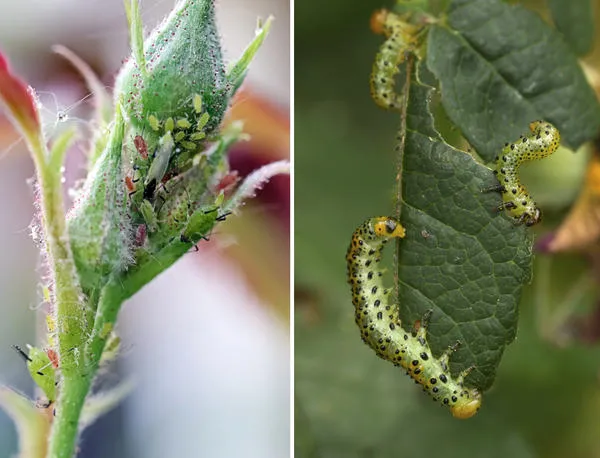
(227, 16, 274, 93)
(124, 0, 147, 77)
(395, 71, 531, 390)
(0, 387, 49, 458)
(547, 0, 594, 56)
(426, 0, 600, 162)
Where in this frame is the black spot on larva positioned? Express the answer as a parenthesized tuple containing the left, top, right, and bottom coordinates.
(377, 312, 383, 320)
(414, 368, 421, 375)
(451, 395, 458, 403)
(389, 323, 395, 330)
(367, 272, 373, 280)
(403, 334, 408, 341)
(443, 398, 449, 405)
(374, 300, 381, 307)
(412, 360, 419, 366)
(420, 352, 428, 360)
(439, 374, 448, 383)
(371, 286, 378, 294)
(432, 387, 439, 393)
(430, 378, 437, 384)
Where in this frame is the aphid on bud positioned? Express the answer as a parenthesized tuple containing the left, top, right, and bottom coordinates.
(46, 349, 59, 369)
(144, 132, 175, 200)
(134, 135, 148, 159)
(125, 175, 136, 194)
(13, 344, 57, 402)
(193, 93, 203, 114)
(139, 200, 158, 232)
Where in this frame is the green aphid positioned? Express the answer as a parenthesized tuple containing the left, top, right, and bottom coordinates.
(100, 332, 121, 366)
(139, 199, 158, 232)
(176, 118, 192, 129)
(144, 132, 175, 200)
(181, 207, 229, 244)
(174, 131, 186, 142)
(181, 140, 197, 150)
(190, 132, 206, 141)
(196, 112, 210, 131)
(193, 93, 203, 114)
(13, 345, 56, 402)
(148, 114, 160, 131)
(164, 117, 175, 132)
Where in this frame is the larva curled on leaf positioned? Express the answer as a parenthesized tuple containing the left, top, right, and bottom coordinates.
(346, 217, 482, 419)
(369, 9, 422, 111)
(491, 121, 560, 226)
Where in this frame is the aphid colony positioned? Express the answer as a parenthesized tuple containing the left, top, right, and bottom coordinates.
(124, 93, 232, 249)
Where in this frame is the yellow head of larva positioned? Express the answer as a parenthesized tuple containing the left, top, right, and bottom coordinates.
(450, 389, 482, 419)
(528, 120, 560, 142)
(370, 9, 389, 35)
(372, 217, 406, 239)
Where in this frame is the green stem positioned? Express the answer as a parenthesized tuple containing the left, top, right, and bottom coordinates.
(46, 376, 91, 458)
(21, 95, 88, 458)
(22, 122, 86, 370)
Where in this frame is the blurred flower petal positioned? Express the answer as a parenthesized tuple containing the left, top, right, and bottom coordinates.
(225, 88, 289, 160)
(0, 387, 50, 458)
(0, 51, 41, 140)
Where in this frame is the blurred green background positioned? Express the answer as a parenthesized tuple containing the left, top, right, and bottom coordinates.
(295, 1, 600, 457)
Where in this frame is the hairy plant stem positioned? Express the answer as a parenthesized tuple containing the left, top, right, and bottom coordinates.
(18, 109, 89, 458)
(47, 376, 91, 458)
(29, 170, 87, 457)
